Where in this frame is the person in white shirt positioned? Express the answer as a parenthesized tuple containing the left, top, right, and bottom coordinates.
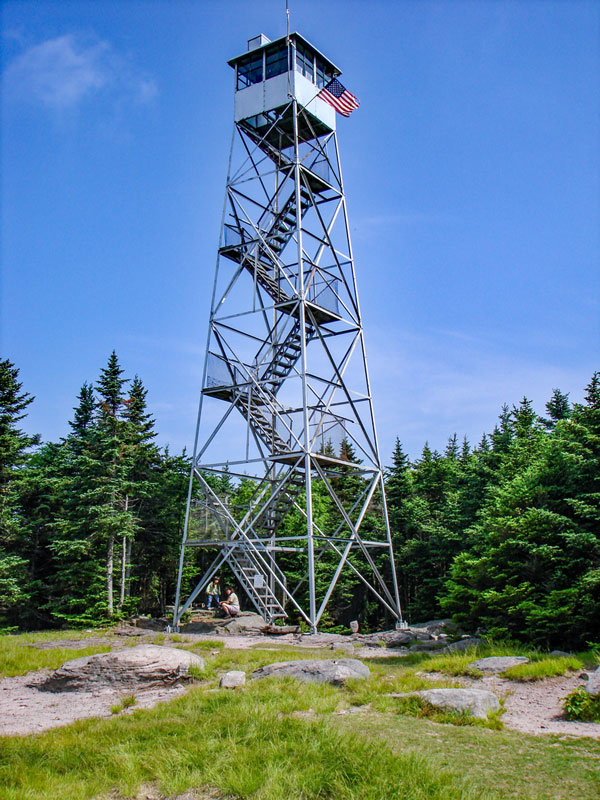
(220, 586, 240, 617)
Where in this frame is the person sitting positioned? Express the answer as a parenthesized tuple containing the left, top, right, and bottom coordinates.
(205, 577, 220, 610)
(219, 587, 240, 618)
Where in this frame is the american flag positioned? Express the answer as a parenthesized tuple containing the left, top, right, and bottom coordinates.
(319, 78, 360, 117)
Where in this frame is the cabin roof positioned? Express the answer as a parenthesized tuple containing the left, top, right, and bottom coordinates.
(227, 32, 341, 77)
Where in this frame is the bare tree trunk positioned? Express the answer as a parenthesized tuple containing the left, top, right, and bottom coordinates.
(119, 495, 130, 609)
(119, 535, 127, 608)
(125, 537, 132, 599)
(119, 494, 131, 608)
(107, 533, 114, 615)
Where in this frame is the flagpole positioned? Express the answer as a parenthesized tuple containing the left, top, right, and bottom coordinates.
(286, 0, 291, 98)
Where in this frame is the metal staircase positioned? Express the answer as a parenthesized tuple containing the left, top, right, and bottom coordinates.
(259, 318, 315, 390)
(220, 186, 311, 307)
(234, 393, 291, 454)
(226, 547, 287, 619)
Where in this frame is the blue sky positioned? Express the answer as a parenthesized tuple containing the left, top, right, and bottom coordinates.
(2, 0, 599, 462)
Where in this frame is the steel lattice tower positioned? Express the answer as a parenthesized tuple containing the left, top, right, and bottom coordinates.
(173, 32, 403, 633)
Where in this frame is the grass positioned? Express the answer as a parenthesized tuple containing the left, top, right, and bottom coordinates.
(334, 713, 600, 800)
(1, 635, 599, 799)
(501, 656, 583, 682)
(1, 662, 598, 800)
(0, 630, 112, 677)
(110, 694, 137, 715)
(0, 682, 494, 800)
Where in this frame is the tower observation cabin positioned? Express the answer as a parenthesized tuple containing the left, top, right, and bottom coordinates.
(230, 33, 339, 148)
(173, 32, 404, 634)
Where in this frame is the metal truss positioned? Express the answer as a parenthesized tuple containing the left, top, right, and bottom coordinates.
(174, 96, 403, 632)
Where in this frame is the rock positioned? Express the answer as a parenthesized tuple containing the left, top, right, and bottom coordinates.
(290, 708, 315, 718)
(549, 650, 572, 658)
(38, 645, 205, 692)
(130, 617, 169, 632)
(251, 658, 370, 686)
(408, 641, 447, 652)
(440, 637, 483, 653)
(390, 688, 500, 719)
(260, 624, 301, 635)
(219, 613, 266, 634)
(220, 670, 246, 688)
(386, 631, 413, 648)
(469, 656, 529, 673)
(412, 631, 434, 642)
(584, 666, 600, 697)
(350, 620, 360, 634)
(411, 619, 456, 636)
(330, 642, 355, 652)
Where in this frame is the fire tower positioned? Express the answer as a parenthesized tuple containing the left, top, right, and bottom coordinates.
(173, 32, 403, 633)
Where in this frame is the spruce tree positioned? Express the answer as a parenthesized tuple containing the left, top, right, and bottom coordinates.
(0, 359, 38, 623)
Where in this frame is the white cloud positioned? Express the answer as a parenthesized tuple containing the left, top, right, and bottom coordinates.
(3, 33, 157, 111)
(366, 324, 596, 459)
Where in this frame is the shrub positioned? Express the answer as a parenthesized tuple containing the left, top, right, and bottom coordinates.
(563, 686, 600, 722)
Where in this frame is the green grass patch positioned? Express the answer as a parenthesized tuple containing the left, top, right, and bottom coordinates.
(0, 631, 112, 677)
(501, 656, 583, 682)
(0, 682, 490, 800)
(1, 641, 599, 800)
(183, 639, 225, 653)
(110, 694, 137, 715)
(334, 713, 600, 800)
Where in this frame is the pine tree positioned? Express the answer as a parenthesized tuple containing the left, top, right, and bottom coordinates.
(542, 388, 571, 430)
(0, 359, 38, 623)
(120, 376, 160, 609)
(441, 373, 600, 648)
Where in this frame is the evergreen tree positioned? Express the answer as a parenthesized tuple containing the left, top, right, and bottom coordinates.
(542, 388, 571, 430)
(441, 373, 600, 648)
(0, 359, 38, 624)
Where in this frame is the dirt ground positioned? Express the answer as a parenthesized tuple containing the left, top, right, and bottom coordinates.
(1, 630, 599, 739)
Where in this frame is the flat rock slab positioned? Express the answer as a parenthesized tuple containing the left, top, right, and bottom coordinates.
(469, 656, 529, 673)
(181, 613, 266, 636)
(220, 613, 267, 634)
(37, 645, 205, 692)
(251, 658, 369, 685)
(390, 688, 500, 719)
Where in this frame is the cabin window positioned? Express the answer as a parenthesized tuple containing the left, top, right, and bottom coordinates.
(265, 43, 289, 79)
(296, 43, 315, 83)
(237, 51, 263, 89)
(316, 58, 332, 89)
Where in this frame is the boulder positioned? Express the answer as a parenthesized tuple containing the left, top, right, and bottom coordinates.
(583, 666, 600, 697)
(440, 637, 483, 653)
(131, 616, 168, 632)
(38, 645, 205, 692)
(251, 658, 369, 685)
(411, 619, 455, 636)
(469, 656, 529, 673)
(260, 624, 301, 635)
(220, 670, 246, 688)
(330, 642, 355, 652)
(409, 642, 447, 653)
(549, 650, 572, 658)
(386, 631, 413, 648)
(219, 613, 266, 635)
(390, 688, 500, 719)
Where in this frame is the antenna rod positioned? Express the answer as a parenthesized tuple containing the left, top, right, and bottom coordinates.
(286, 0, 290, 39)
